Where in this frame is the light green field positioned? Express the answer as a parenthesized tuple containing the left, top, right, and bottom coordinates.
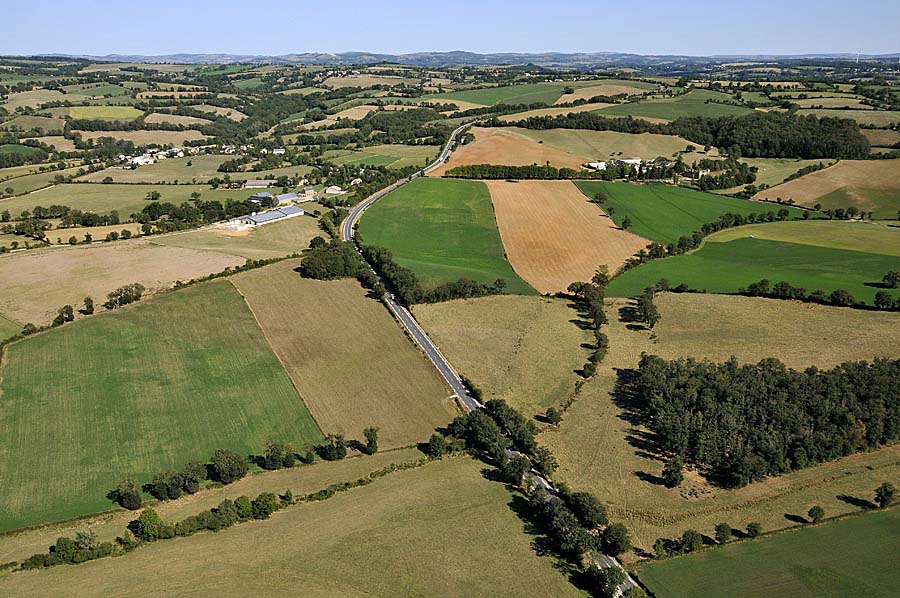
(0, 312, 20, 339)
(0, 457, 580, 597)
(0, 281, 323, 531)
(607, 237, 899, 305)
(232, 77, 264, 89)
(330, 143, 437, 169)
(706, 220, 900, 256)
(67, 106, 144, 120)
(358, 178, 536, 294)
(0, 166, 85, 197)
(0, 183, 251, 218)
(574, 181, 809, 245)
(637, 509, 900, 598)
(61, 83, 130, 97)
(0, 144, 44, 156)
(599, 89, 754, 120)
(77, 155, 230, 183)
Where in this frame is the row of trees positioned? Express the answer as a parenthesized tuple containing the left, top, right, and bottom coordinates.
(742, 278, 899, 311)
(624, 355, 900, 488)
(566, 267, 611, 379)
(443, 162, 670, 181)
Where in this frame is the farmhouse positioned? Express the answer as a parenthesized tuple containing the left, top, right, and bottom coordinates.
(245, 179, 274, 189)
(299, 186, 317, 200)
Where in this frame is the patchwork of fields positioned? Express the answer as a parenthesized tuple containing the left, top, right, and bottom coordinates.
(357, 177, 535, 294)
(0, 281, 323, 531)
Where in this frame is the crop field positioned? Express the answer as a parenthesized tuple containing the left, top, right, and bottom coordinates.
(153, 214, 321, 260)
(332, 104, 380, 120)
(429, 127, 588, 176)
(0, 144, 44, 157)
(45, 222, 144, 243)
(21, 135, 77, 152)
(541, 292, 900, 553)
(0, 239, 243, 325)
(862, 128, 900, 147)
(0, 281, 322, 532)
(143, 112, 212, 127)
(194, 104, 247, 120)
(705, 220, 900, 256)
(574, 181, 808, 245)
(712, 157, 836, 193)
(514, 128, 717, 162)
(0, 183, 240, 217)
(553, 80, 660, 103)
(323, 74, 419, 88)
(78, 155, 230, 183)
(419, 82, 582, 107)
(796, 108, 900, 126)
(231, 261, 457, 449)
(497, 102, 615, 122)
(606, 237, 899, 305)
(487, 180, 650, 292)
(414, 295, 591, 417)
(66, 106, 144, 120)
(330, 143, 437, 169)
(598, 89, 754, 120)
(75, 130, 207, 145)
(358, 178, 535, 293)
(0, 115, 65, 134)
(637, 508, 900, 597)
(0, 166, 85, 197)
(754, 159, 900, 219)
(0, 457, 579, 598)
(0, 447, 423, 565)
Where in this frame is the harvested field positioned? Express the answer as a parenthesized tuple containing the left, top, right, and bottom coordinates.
(487, 180, 651, 293)
(332, 104, 379, 120)
(542, 293, 900, 554)
(414, 295, 591, 418)
(153, 214, 321, 260)
(795, 109, 900, 127)
(637, 508, 900, 597)
(862, 128, 900, 147)
(0, 448, 422, 565)
(428, 127, 588, 177)
(2, 89, 70, 111)
(753, 159, 900, 219)
(0, 458, 579, 598)
(323, 74, 418, 88)
(0, 240, 243, 325)
(231, 261, 457, 449)
(75, 130, 207, 145)
(514, 128, 718, 162)
(0, 281, 322, 531)
(45, 222, 144, 243)
(553, 82, 659, 103)
(0, 115, 65, 134)
(143, 112, 212, 127)
(77, 155, 230, 183)
(194, 104, 247, 120)
(497, 102, 615, 122)
(21, 136, 76, 152)
(790, 96, 872, 109)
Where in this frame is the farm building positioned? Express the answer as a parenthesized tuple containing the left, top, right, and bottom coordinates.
(615, 157, 643, 167)
(249, 191, 273, 204)
(584, 161, 608, 171)
(299, 186, 317, 199)
(245, 179, 275, 189)
(275, 192, 298, 205)
(272, 148, 286, 155)
(324, 185, 344, 195)
(233, 205, 305, 226)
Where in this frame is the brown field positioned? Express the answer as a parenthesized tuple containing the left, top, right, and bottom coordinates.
(497, 102, 615, 122)
(44, 222, 144, 243)
(0, 457, 578, 598)
(323, 75, 418, 89)
(554, 83, 658, 104)
(795, 108, 900, 127)
(194, 104, 247, 121)
(513, 128, 719, 162)
(428, 127, 589, 177)
(542, 293, 900, 555)
(0, 448, 423, 565)
(0, 241, 242, 325)
(332, 105, 379, 120)
(486, 180, 650, 293)
(753, 159, 900, 218)
(0, 116, 66, 134)
(231, 261, 457, 449)
(862, 128, 900, 147)
(414, 295, 591, 418)
(143, 112, 212, 127)
(136, 90, 210, 99)
(428, 99, 488, 111)
(76, 130, 207, 146)
(20, 136, 76, 152)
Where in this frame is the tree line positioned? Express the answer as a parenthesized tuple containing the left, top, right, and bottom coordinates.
(622, 355, 900, 488)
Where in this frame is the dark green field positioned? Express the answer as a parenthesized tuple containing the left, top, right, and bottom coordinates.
(357, 178, 535, 294)
(598, 89, 753, 120)
(607, 237, 899, 305)
(637, 508, 900, 598)
(575, 181, 809, 245)
(0, 281, 323, 531)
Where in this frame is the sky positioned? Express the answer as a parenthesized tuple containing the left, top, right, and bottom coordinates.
(2, 0, 898, 57)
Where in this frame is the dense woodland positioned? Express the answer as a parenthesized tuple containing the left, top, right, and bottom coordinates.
(623, 355, 900, 488)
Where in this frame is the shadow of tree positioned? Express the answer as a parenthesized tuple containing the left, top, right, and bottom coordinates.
(837, 494, 877, 510)
(784, 513, 807, 524)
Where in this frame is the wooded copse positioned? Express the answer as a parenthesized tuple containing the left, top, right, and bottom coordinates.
(623, 355, 900, 488)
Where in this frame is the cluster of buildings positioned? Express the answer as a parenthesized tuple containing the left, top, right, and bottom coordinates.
(231, 204, 306, 227)
(121, 146, 200, 167)
(583, 157, 644, 171)
(583, 157, 711, 178)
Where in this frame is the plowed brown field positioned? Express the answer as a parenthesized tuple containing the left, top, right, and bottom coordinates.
(428, 127, 589, 177)
(486, 180, 650, 293)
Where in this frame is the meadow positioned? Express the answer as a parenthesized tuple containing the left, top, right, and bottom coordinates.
(0, 166, 88, 197)
(606, 237, 899, 305)
(487, 180, 650, 293)
(574, 181, 808, 245)
(231, 261, 457, 449)
(143, 113, 212, 127)
(705, 220, 900, 256)
(66, 106, 144, 120)
(542, 293, 900, 553)
(0, 458, 579, 597)
(417, 82, 584, 107)
(754, 159, 900, 219)
(21, 136, 77, 152)
(0, 115, 65, 134)
(357, 178, 535, 294)
(712, 157, 835, 194)
(414, 295, 591, 418)
(0, 312, 19, 338)
(77, 155, 230, 183)
(0, 281, 323, 531)
(75, 130, 207, 146)
(553, 79, 659, 103)
(637, 508, 900, 597)
(598, 89, 754, 120)
(497, 102, 615, 122)
(795, 108, 900, 127)
(194, 104, 247, 121)
(330, 143, 437, 169)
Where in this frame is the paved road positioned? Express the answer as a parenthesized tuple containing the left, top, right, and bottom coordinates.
(340, 122, 480, 411)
